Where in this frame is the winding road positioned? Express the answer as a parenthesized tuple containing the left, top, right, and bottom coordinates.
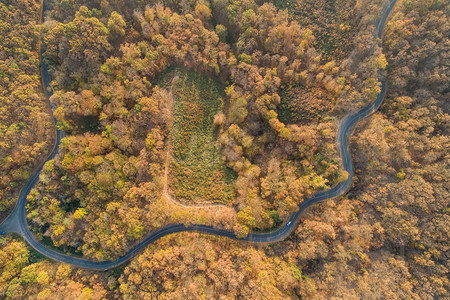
(0, 0, 398, 270)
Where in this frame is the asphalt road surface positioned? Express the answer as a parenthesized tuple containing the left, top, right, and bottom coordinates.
(0, 0, 398, 270)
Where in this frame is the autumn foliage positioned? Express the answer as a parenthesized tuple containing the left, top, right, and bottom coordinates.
(0, 0, 53, 218)
(0, 0, 448, 298)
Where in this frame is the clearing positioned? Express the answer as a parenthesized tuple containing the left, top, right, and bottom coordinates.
(158, 68, 236, 205)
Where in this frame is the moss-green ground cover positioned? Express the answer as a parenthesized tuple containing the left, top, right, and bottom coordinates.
(159, 68, 235, 204)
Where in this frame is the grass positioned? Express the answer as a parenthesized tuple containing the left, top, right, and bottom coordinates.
(158, 68, 236, 204)
(278, 84, 333, 124)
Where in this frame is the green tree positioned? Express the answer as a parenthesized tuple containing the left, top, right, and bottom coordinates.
(108, 11, 126, 40)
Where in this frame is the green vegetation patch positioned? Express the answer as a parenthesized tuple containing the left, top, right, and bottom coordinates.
(278, 84, 334, 124)
(159, 68, 236, 204)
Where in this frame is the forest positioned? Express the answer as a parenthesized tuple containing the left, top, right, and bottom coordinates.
(0, 0, 448, 298)
(27, 0, 353, 256)
(0, 0, 53, 220)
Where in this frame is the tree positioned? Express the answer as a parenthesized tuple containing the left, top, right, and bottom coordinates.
(108, 11, 126, 40)
(194, 2, 212, 23)
(215, 24, 228, 42)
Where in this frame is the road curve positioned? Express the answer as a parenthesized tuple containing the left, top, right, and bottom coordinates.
(0, 0, 398, 270)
